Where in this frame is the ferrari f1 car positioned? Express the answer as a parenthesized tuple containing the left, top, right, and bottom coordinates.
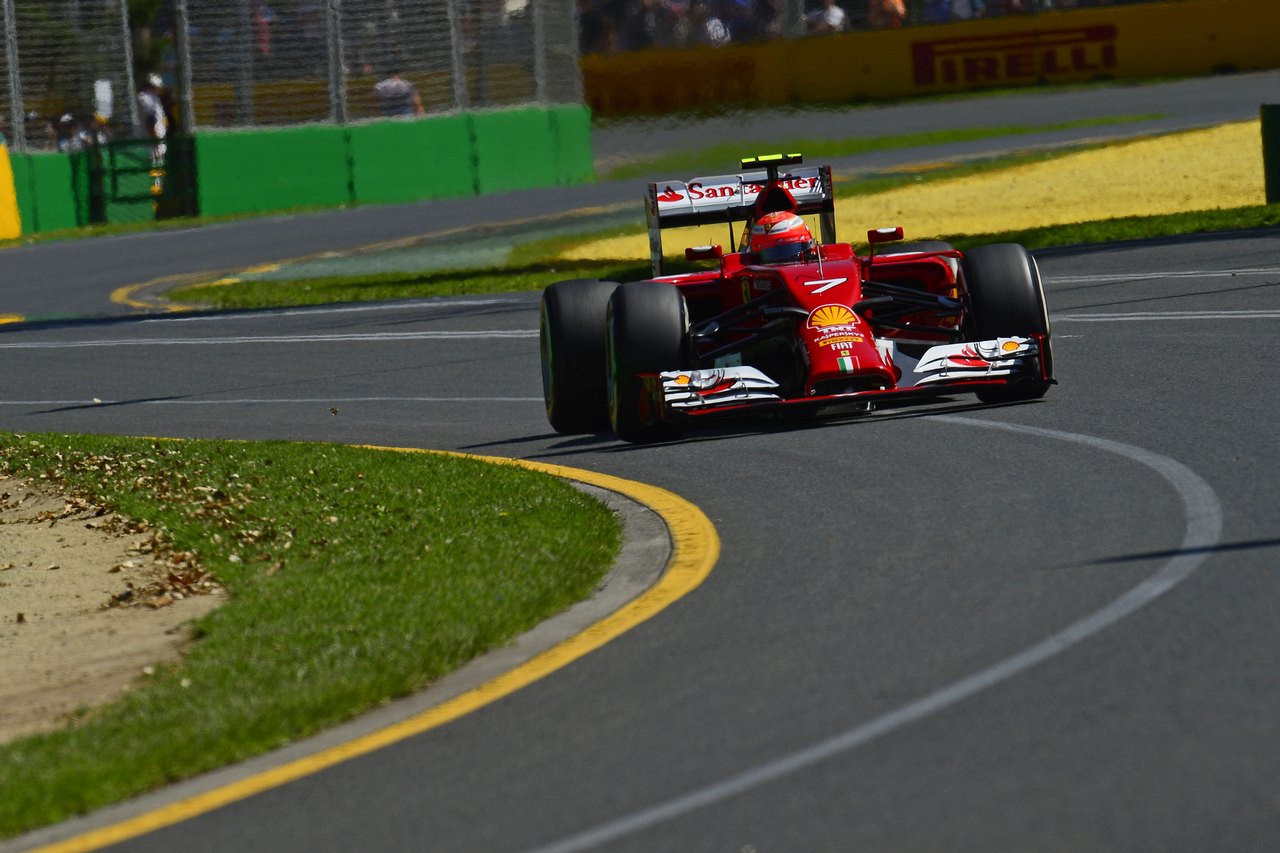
(539, 154, 1053, 443)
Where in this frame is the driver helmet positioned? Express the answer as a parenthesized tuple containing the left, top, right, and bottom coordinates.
(749, 211, 815, 264)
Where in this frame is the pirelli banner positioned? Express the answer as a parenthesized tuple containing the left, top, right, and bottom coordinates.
(582, 0, 1280, 117)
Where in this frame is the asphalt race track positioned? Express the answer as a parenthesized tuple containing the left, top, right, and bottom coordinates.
(3, 74, 1280, 852)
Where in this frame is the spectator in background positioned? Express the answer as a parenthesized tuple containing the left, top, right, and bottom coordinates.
(252, 1, 274, 57)
(867, 0, 906, 26)
(137, 74, 169, 142)
(721, 0, 761, 41)
(806, 0, 846, 34)
(579, 0, 627, 53)
(759, 0, 787, 39)
(137, 74, 169, 197)
(691, 0, 731, 46)
(922, 0, 951, 22)
(375, 70, 425, 117)
(623, 0, 685, 49)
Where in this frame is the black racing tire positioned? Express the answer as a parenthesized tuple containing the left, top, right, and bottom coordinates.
(540, 279, 618, 434)
(962, 243, 1054, 403)
(606, 281, 693, 444)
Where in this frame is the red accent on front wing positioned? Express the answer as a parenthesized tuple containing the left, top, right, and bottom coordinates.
(679, 332, 1053, 420)
(679, 378, 1015, 419)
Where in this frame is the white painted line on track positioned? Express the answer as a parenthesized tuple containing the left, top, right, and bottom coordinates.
(141, 297, 537, 324)
(0, 397, 542, 406)
(0, 330, 536, 349)
(1046, 268, 1280, 283)
(531, 418, 1224, 853)
(1055, 310, 1280, 322)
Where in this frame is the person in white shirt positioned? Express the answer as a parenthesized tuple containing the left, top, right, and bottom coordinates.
(807, 0, 846, 34)
(136, 74, 169, 197)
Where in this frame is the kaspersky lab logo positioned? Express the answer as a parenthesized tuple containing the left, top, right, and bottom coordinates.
(912, 25, 1118, 87)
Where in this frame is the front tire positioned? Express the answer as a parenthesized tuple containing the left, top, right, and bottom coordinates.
(607, 282, 693, 443)
(540, 279, 618, 433)
(963, 243, 1053, 403)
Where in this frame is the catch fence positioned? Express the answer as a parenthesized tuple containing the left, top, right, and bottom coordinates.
(1, 0, 584, 153)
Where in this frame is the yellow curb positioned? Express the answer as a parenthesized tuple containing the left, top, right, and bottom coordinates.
(28, 447, 719, 853)
(109, 281, 196, 313)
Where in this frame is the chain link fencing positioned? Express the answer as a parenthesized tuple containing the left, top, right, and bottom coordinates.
(1, 0, 584, 151)
(1, 0, 135, 154)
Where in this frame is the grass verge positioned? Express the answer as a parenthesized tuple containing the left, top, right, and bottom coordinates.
(598, 114, 1165, 181)
(0, 432, 620, 838)
(171, 260, 652, 310)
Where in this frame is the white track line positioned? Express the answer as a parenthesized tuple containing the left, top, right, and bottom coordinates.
(142, 298, 537, 323)
(531, 418, 1223, 853)
(1056, 310, 1280, 322)
(1046, 268, 1280, 283)
(0, 397, 542, 406)
(0, 330, 536, 349)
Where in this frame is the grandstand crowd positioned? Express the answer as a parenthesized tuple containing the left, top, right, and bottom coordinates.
(580, 0, 1164, 53)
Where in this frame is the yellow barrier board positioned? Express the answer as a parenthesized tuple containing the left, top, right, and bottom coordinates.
(0, 144, 21, 239)
(582, 0, 1280, 117)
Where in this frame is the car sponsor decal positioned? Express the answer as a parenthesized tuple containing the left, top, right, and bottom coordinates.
(653, 167, 826, 217)
(817, 332, 864, 349)
(911, 25, 1118, 87)
(807, 304, 856, 329)
(803, 277, 847, 295)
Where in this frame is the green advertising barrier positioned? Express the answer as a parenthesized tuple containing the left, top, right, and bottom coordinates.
(348, 115, 477, 205)
(550, 105, 594, 186)
(10, 152, 82, 234)
(195, 125, 354, 218)
(472, 108, 560, 195)
(10, 105, 594, 233)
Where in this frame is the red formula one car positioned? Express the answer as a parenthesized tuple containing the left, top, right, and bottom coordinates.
(540, 154, 1053, 443)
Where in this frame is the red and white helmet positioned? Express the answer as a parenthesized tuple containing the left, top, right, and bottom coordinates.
(749, 211, 815, 264)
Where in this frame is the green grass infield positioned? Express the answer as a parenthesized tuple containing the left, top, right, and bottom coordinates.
(0, 432, 620, 838)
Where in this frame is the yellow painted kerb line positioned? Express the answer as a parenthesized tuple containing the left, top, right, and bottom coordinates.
(30, 447, 719, 853)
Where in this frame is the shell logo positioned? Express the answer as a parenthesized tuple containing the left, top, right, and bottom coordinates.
(1001, 340, 1022, 353)
(807, 304, 856, 329)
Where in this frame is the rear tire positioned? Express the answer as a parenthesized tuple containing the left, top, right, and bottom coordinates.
(540, 279, 617, 433)
(962, 243, 1053, 403)
(607, 282, 693, 443)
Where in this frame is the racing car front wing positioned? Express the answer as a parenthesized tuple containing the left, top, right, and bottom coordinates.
(657, 336, 1045, 415)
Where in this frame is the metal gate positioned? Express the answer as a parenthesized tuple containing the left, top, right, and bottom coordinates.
(73, 136, 198, 226)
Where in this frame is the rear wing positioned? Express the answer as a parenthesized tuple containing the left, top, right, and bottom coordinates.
(645, 157, 837, 276)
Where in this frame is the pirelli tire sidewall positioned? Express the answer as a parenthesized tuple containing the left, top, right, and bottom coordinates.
(606, 281, 693, 444)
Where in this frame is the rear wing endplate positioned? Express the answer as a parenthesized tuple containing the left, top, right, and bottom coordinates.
(645, 163, 836, 276)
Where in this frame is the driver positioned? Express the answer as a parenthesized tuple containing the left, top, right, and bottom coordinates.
(749, 211, 816, 264)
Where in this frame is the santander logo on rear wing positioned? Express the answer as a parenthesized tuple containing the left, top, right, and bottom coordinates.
(644, 158, 836, 277)
(650, 166, 828, 219)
